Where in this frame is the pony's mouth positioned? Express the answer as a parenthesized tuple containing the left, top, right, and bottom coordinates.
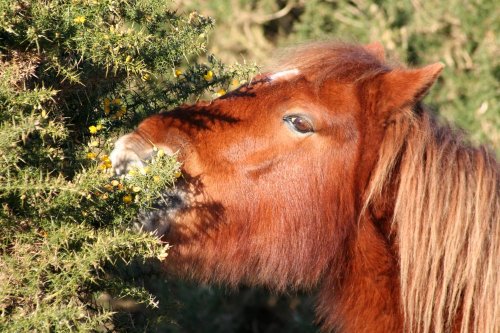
(135, 186, 188, 237)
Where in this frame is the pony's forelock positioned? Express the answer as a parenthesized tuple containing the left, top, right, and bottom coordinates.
(364, 110, 499, 333)
(266, 41, 390, 87)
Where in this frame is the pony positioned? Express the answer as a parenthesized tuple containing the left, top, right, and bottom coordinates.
(110, 42, 499, 333)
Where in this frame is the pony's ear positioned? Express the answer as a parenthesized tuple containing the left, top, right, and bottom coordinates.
(379, 63, 444, 112)
(365, 42, 385, 62)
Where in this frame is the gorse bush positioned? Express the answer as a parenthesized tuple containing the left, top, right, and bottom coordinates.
(0, 0, 255, 331)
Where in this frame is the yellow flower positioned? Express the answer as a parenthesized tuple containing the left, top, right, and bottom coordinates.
(157, 149, 165, 157)
(104, 184, 113, 191)
(175, 69, 183, 77)
(125, 55, 132, 63)
(114, 110, 125, 119)
(203, 70, 213, 81)
(142, 73, 150, 81)
(216, 89, 226, 97)
(97, 164, 108, 171)
(98, 155, 112, 170)
(89, 140, 99, 147)
(128, 169, 138, 176)
(96, 124, 103, 131)
(86, 152, 96, 159)
(101, 193, 109, 200)
(73, 16, 86, 24)
(123, 194, 133, 204)
(231, 78, 239, 86)
(104, 98, 110, 115)
(174, 171, 182, 178)
(111, 180, 120, 187)
(89, 125, 98, 134)
(132, 186, 141, 193)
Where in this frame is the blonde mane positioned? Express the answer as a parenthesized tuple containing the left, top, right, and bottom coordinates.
(365, 108, 499, 333)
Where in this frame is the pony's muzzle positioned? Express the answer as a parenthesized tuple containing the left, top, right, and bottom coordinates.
(135, 188, 187, 237)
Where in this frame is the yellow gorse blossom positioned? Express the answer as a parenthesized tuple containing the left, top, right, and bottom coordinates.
(122, 194, 133, 204)
(175, 69, 183, 77)
(104, 97, 124, 116)
(104, 98, 110, 115)
(89, 124, 103, 134)
(73, 16, 86, 24)
(86, 152, 96, 159)
(216, 89, 226, 97)
(97, 155, 112, 170)
(203, 70, 213, 81)
(113, 106, 126, 119)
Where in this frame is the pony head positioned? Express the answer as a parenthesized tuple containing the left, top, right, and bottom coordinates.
(111, 42, 498, 333)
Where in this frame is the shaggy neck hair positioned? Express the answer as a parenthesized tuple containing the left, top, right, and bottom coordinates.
(365, 108, 499, 333)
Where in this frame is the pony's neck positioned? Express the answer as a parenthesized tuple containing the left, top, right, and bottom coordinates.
(316, 214, 403, 333)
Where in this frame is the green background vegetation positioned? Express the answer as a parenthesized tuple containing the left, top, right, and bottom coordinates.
(0, 0, 498, 332)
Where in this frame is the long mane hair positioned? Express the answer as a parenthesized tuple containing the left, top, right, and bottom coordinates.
(365, 107, 499, 333)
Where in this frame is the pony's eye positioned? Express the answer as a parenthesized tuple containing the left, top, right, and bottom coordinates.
(284, 115, 314, 134)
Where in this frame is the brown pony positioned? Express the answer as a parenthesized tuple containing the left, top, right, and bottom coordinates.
(110, 42, 499, 333)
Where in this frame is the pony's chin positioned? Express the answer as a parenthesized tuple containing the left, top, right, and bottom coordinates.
(135, 188, 187, 237)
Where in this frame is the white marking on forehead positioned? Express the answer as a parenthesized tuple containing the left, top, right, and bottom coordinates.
(269, 68, 300, 81)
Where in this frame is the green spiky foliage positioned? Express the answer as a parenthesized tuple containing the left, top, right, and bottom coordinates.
(0, 1, 255, 331)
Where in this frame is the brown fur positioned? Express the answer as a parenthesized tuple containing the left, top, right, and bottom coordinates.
(111, 42, 499, 332)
